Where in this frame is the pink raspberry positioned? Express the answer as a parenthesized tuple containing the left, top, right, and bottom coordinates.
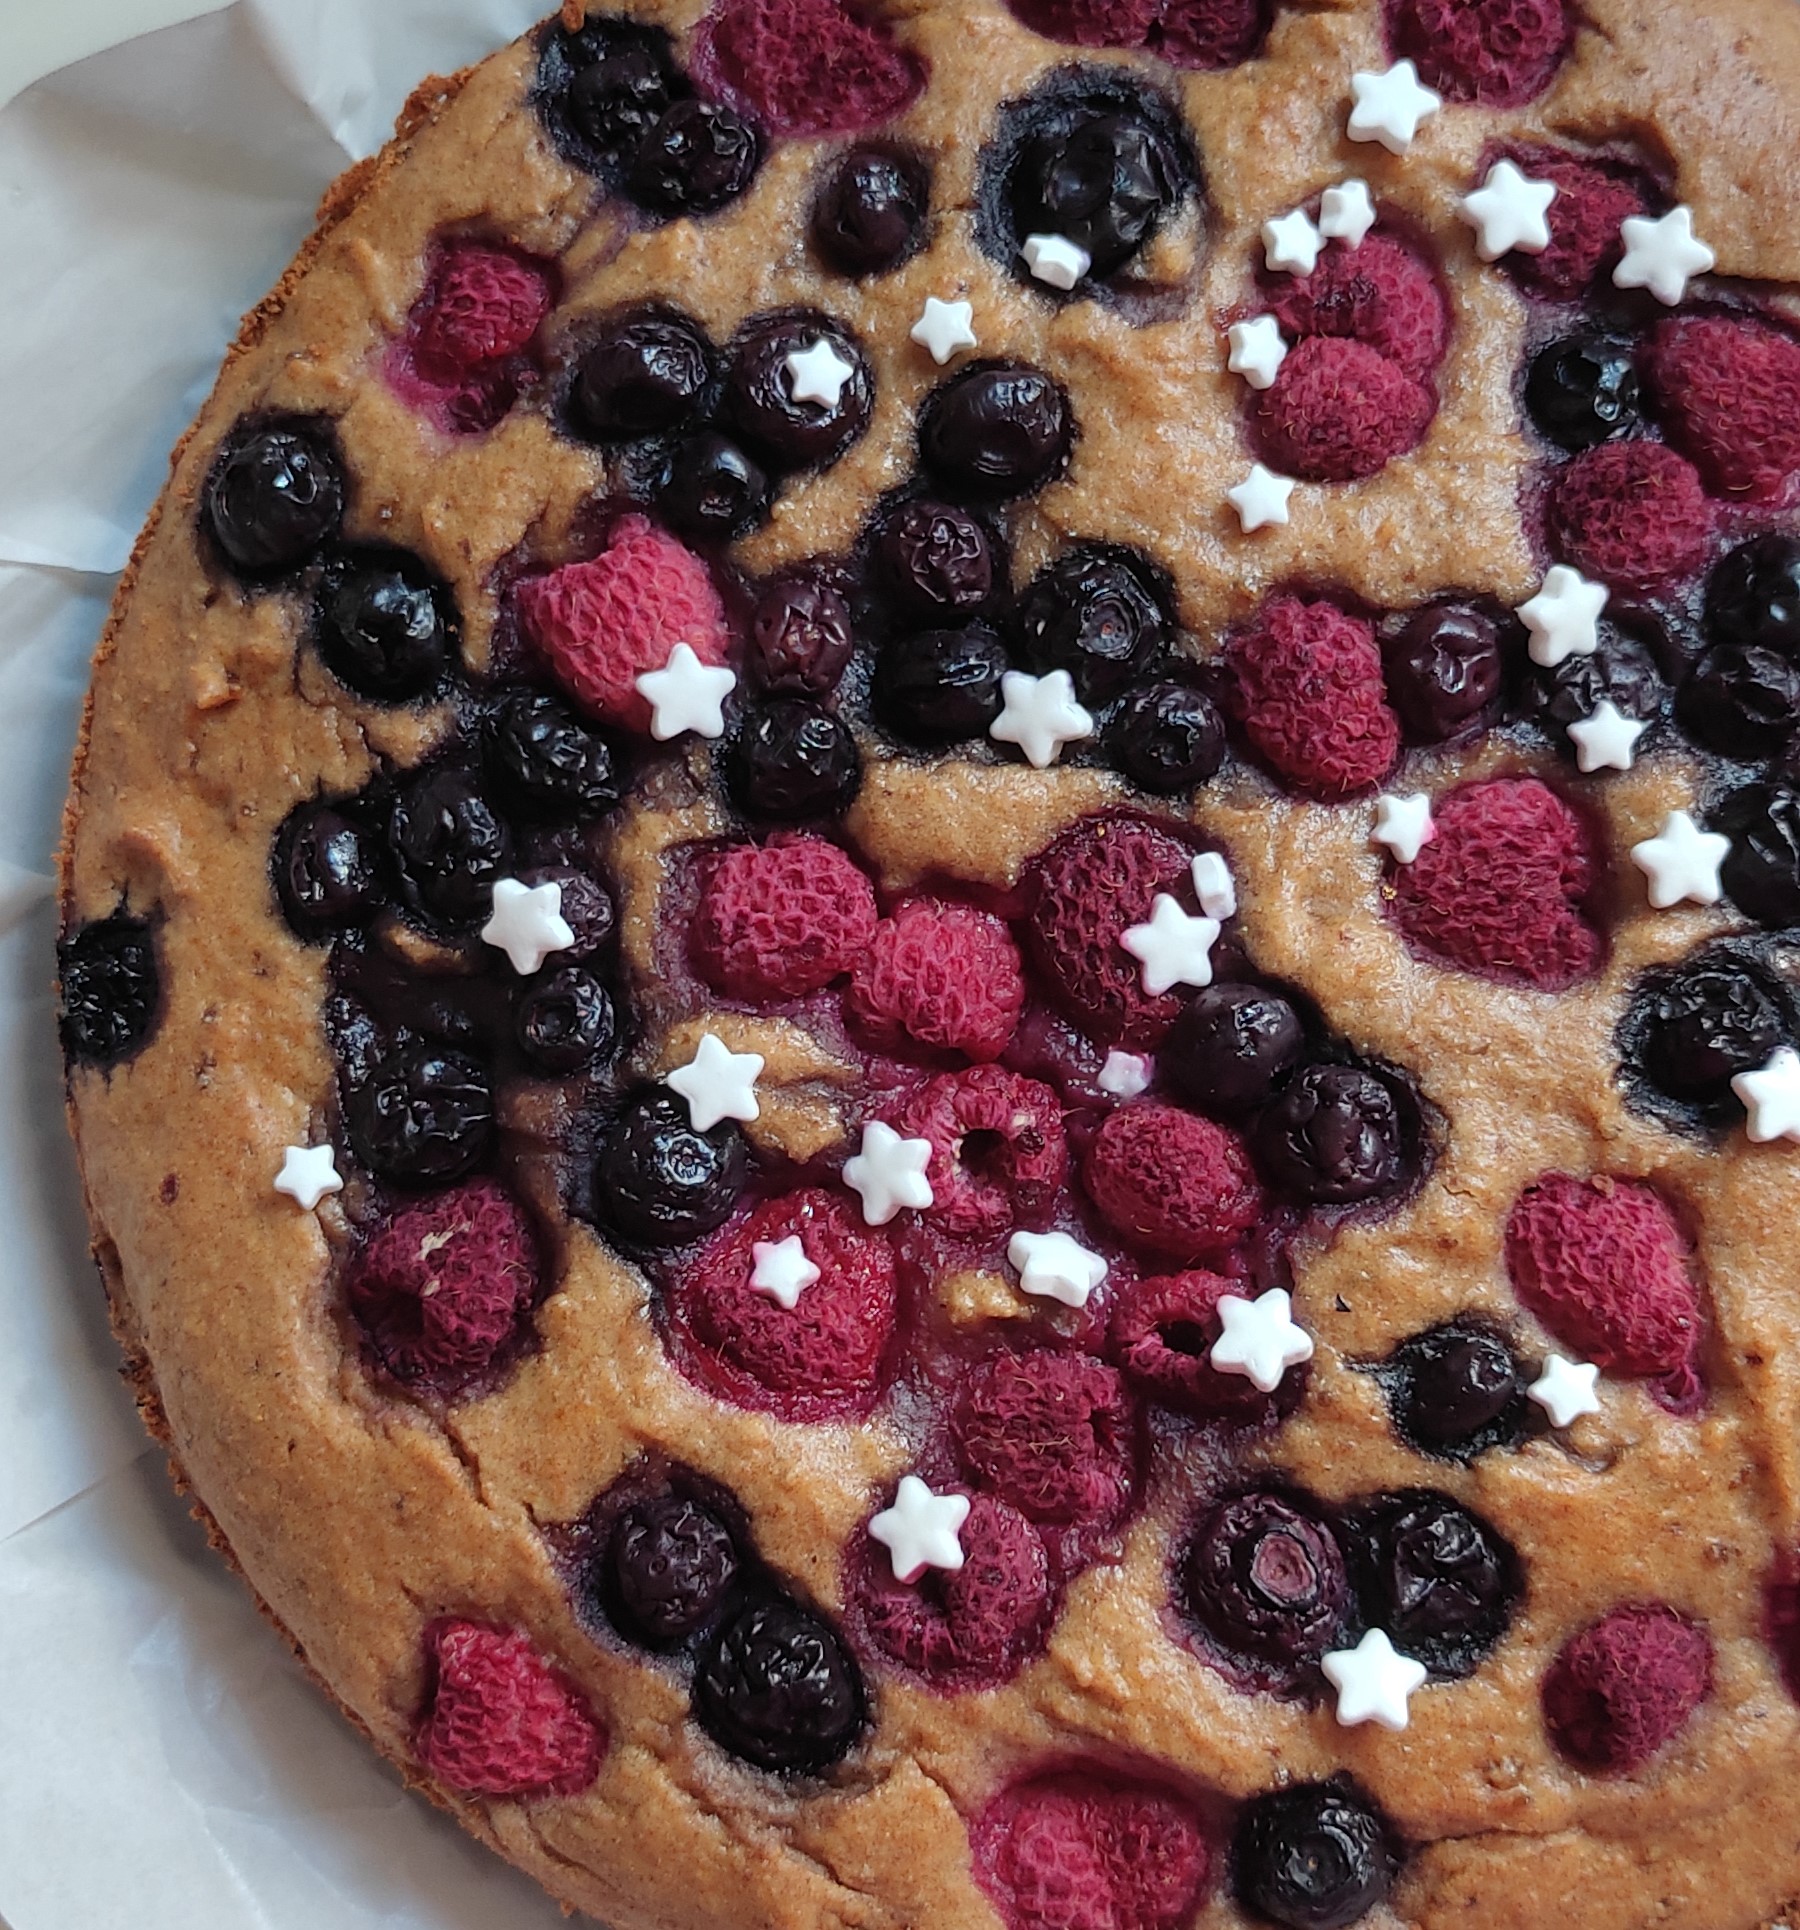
(1500, 146, 1652, 299)
(1004, 0, 1269, 67)
(690, 837, 878, 1001)
(897, 1065, 1068, 1240)
(1387, 778, 1604, 991)
(1251, 337, 1437, 482)
(845, 899, 1025, 1062)
(1224, 595, 1400, 801)
(1387, 0, 1572, 106)
(1549, 441, 1714, 588)
(1542, 1603, 1712, 1773)
(1646, 315, 1800, 504)
(1108, 1269, 1285, 1416)
(1267, 232, 1450, 381)
(346, 1180, 539, 1393)
(409, 243, 557, 382)
(1084, 1103, 1262, 1262)
(695, 0, 925, 137)
(515, 515, 729, 734)
(417, 1620, 604, 1799)
(954, 1351, 1137, 1529)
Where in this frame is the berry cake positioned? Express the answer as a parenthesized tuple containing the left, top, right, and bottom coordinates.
(53, 0, 1800, 1925)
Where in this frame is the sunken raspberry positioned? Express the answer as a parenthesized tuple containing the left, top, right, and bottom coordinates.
(417, 1620, 604, 1799)
(1084, 1103, 1262, 1261)
(1504, 1173, 1703, 1398)
(1549, 441, 1713, 588)
(1387, 778, 1604, 990)
(696, 0, 925, 137)
(1646, 316, 1800, 505)
(955, 1351, 1137, 1529)
(515, 515, 730, 734)
(1501, 147, 1651, 299)
(1267, 233, 1450, 381)
(346, 1179, 539, 1393)
(1108, 1269, 1285, 1417)
(1224, 595, 1400, 801)
(691, 837, 878, 1001)
(1154, 0, 1272, 67)
(1002, 0, 1156, 48)
(1542, 1603, 1712, 1773)
(1023, 815, 1198, 1046)
(1387, 0, 1571, 107)
(897, 1065, 1068, 1240)
(673, 1189, 897, 1420)
(1251, 337, 1436, 482)
(410, 244, 557, 383)
(845, 899, 1025, 1062)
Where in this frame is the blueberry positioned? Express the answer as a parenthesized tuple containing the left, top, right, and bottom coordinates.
(274, 801, 384, 937)
(203, 419, 344, 579)
(1164, 984, 1305, 1119)
(1184, 1489, 1350, 1685)
(572, 311, 714, 442)
(723, 313, 873, 474)
(516, 965, 616, 1074)
(1718, 783, 1800, 927)
(1014, 110, 1181, 278)
(1525, 631, 1665, 748)
(876, 499, 1002, 623)
(605, 1494, 740, 1646)
(1707, 534, 1800, 658)
(1678, 645, 1800, 759)
(597, 1087, 747, 1246)
(1107, 682, 1226, 792)
(387, 768, 513, 928)
(656, 430, 771, 544)
(1013, 544, 1169, 704)
(313, 548, 454, 702)
(628, 99, 761, 217)
(694, 1597, 864, 1773)
(58, 915, 160, 1067)
(726, 698, 862, 823)
(1387, 1323, 1524, 1458)
(748, 575, 855, 694)
(1385, 602, 1507, 743)
(565, 40, 679, 158)
(1347, 1491, 1519, 1678)
(1233, 1779, 1398, 1930)
(1524, 336, 1641, 452)
(918, 363, 1073, 502)
(812, 148, 929, 278)
(487, 690, 620, 820)
(346, 1041, 494, 1185)
(872, 624, 1008, 744)
(1254, 1064, 1408, 1206)
(523, 865, 616, 959)
(1627, 956, 1788, 1105)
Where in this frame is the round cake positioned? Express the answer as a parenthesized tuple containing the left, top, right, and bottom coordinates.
(56, 0, 1800, 1924)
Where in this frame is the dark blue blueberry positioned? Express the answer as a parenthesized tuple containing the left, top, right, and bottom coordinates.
(694, 1597, 864, 1773)
(1524, 336, 1640, 452)
(1184, 1489, 1350, 1686)
(724, 313, 873, 474)
(1233, 1779, 1398, 1930)
(872, 623, 1008, 744)
(1254, 1064, 1408, 1205)
(812, 147, 930, 277)
(1015, 110, 1182, 278)
(1164, 984, 1304, 1119)
(628, 99, 761, 217)
(657, 431, 771, 544)
(1345, 1490, 1519, 1679)
(516, 965, 616, 1074)
(275, 801, 384, 937)
(203, 420, 344, 579)
(1013, 544, 1168, 704)
(605, 1494, 740, 1647)
(487, 690, 620, 821)
(572, 311, 714, 443)
(386, 768, 513, 928)
(727, 698, 862, 822)
(918, 363, 1073, 502)
(314, 549, 454, 702)
(1385, 602, 1507, 743)
(58, 914, 160, 1067)
(1107, 681, 1226, 792)
(597, 1087, 746, 1247)
(345, 1041, 494, 1186)
(1706, 534, 1800, 658)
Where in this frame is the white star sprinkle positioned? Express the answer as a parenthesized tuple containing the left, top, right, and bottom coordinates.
(1007, 1229, 1110, 1310)
(784, 337, 857, 409)
(1120, 894, 1221, 996)
(1098, 1050, 1153, 1099)
(1262, 207, 1324, 275)
(1518, 565, 1608, 668)
(1323, 1629, 1428, 1731)
(910, 296, 978, 366)
(1227, 314, 1289, 390)
(1630, 810, 1731, 910)
(1528, 1354, 1602, 1428)
(1209, 1287, 1314, 1393)
(1566, 699, 1647, 774)
(749, 1234, 819, 1311)
(870, 1476, 970, 1584)
(1372, 792, 1434, 865)
(1022, 232, 1092, 290)
(667, 1031, 763, 1131)
(1191, 851, 1237, 920)
(843, 1121, 935, 1225)
(1733, 1048, 1800, 1145)
(989, 669, 1095, 768)
(1229, 464, 1296, 533)
(274, 1143, 343, 1212)
(1319, 177, 1377, 247)
(1459, 159, 1557, 261)
(481, 877, 576, 976)
(1347, 60, 1441, 155)
(635, 642, 737, 741)
(1614, 206, 1715, 307)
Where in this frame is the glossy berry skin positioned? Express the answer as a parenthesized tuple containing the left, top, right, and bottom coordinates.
(918, 364, 1074, 502)
(486, 689, 619, 821)
(386, 768, 513, 928)
(313, 549, 455, 702)
(345, 1041, 495, 1187)
(1233, 1780, 1398, 1930)
(1718, 783, 1800, 928)
(628, 99, 762, 216)
(1524, 336, 1641, 451)
(656, 430, 772, 544)
(694, 1597, 865, 1773)
(812, 147, 930, 277)
(1526, 633, 1665, 743)
(1347, 1491, 1519, 1678)
(203, 420, 344, 578)
(1386, 1322, 1525, 1460)
(1164, 984, 1305, 1119)
(1014, 110, 1181, 277)
(572, 311, 714, 442)
(1183, 1489, 1351, 1686)
(596, 1087, 747, 1248)
(1707, 534, 1800, 658)
(727, 699, 862, 822)
(1678, 646, 1800, 759)
(1013, 545, 1168, 704)
(1625, 956, 1789, 1107)
(724, 314, 873, 473)
(1106, 681, 1225, 792)
(1385, 603, 1507, 743)
(748, 575, 855, 694)
(516, 966, 617, 1074)
(605, 1494, 740, 1647)
(58, 915, 161, 1067)
(877, 499, 1001, 622)
(274, 802, 384, 937)
(873, 624, 1008, 744)
(1254, 1063, 1409, 1206)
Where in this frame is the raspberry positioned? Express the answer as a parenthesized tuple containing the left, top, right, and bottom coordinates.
(1387, 778, 1604, 990)
(1501, 147, 1651, 299)
(954, 1351, 1136, 1528)
(1504, 1173, 1703, 1398)
(1549, 441, 1713, 588)
(346, 1180, 539, 1393)
(1083, 1103, 1263, 1261)
(1108, 1269, 1284, 1416)
(1251, 337, 1436, 482)
(515, 515, 730, 733)
(1224, 595, 1399, 801)
(845, 899, 1025, 1062)
(673, 1189, 897, 1420)
(1023, 815, 1199, 1046)
(1646, 316, 1800, 505)
(417, 1620, 604, 1798)
(1267, 233, 1450, 381)
(696, 0, 925, 137)
(409, 244, 556, 383)
(1387, 0, 1571, 106)
(1002, 0, 1156, 46)
(1153, 0, 1272, 67)
(896, 1065, 1068, 1240)
(690, 837, 878, 1001)
(1767, 1553, 1800, 1704)
(1542, 1603, 1712, 1773)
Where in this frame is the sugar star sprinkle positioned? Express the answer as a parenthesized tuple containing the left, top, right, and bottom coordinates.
(1614, 206, 1715, 307)
(1323, 1629, 1428, 1731)
(1528, 1354, 1602, 1428)
(748, 1234, 819, 1311)
(1191, 851, 1237, 920)
(1733, 1048, 1800, 1145)
(1262, 207, 1324, 275)
(274, 1143, 342, 1212)
(1227, 314, 1289, 390)
(1460, 158, 1557, 261)
(989, 669, 1095, 768)
(1518, 565, 1608, 668)
(1630, 809, 1730, 909)
(1098, 1050, 1152, 1099)
(667, 1031, 763, 1131)
(1347, 60, 1441, 154)
(870, 1476, 970, 1584)
(635, 641, 737, 741)
(910, 295, 978, 366)
(1566, 699, 1647, 774)
(1121, 894, 1221, 996)
(1319, 177, 1376, 246)
(1229, 464, 1296, 533)
(1209, 1287, 1314, 1393)
(1372, 792, 1434, 864)
(843, 1121, 935, 1225)
(784, 337, 857, 408)
(1007, 1229, 1110, 1309)
(481, 877, 575, 976)
(1022, 232, 1092, 290)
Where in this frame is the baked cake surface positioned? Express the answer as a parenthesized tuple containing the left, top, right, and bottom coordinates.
(54, 0, 1800, 1925)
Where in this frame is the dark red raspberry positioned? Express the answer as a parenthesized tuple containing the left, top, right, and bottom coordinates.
(1002, 0, 1157, 47)
(346, 1180, 539, 1393)
(1267, 233, 1450, 381)
(954, 1351, 1136, 1529)
(691, 837, 878, 1000)
(1646, 315, 1800, 505)
(1766, 1552, 1800, 1704)
(1108, 1269, 1288, 1417)
(1084, 1104, 1263, 1262)
(417, 1620, 604, 1798)
(1501, 147, 1651, 299)
(673, 1189, 897, 1420)
(896, 1065, 1068, 1240)
(1224, 595, 1399, 801)
(1387, 0, 1572, 106)
(1387, 778, 1604, 991)
(1504, 1173, 1703, 1399)
(1251, 337, 1436, 483)
(845, 899, 1025, 1062)
(515, 516, 730, 734)
(1154, 0, 1272, 67)
(409, 244, 557, 382)
(695, 0, 925, 137)
(1542, 1603, 1713, 1773)
(1549, 442, 1714, 588)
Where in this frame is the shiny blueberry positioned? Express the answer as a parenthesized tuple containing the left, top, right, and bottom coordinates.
(1184, 1489, 1350, 1686)
(628, 98, 761, 217)
(1524, 336, 1641, 452)
(1014, 110, 1182, 278)
(727, 697, 862, 822)
(656, 430, 771, 544)
(1718, 783, 1800, 927)
(811, 146, 930, 277)
(1254, 1063, 1408, 1206)
(516, 964, 617, 1074)
(1347, 1491, 1519, 1678)
(565, 39, 679, 158)
(1385, 602, 1507, 743)
(918, 363, 1073, 503)
(1525, 631, 1665, 747)
(572, 310, 714, 443)
(748, 575, 855, 694)
(1678, 645, 1800, 759)
(1107, 682, 1226, 792)
(1164, 983, 1305, 1119)
(274, 801, 384, 937)
(1013, 544, 1169, 704)
(723, 313, 873, 473)
(605, 1494, 740, 1647)
(872, 623, 1008, 744)
(58, 914, 160, 1067)
(1628, 956, 1788, 1105)
(1387, 1323, 1524, 1459)
(1707, 534, 1800, 658)
(313, 548, 454, 702)
(694, 1597, 864, 1773)
(345, 1041, 494, 1186)
(202, 419, 344, 579)
(876, 499, 1002, 623)
(597, 1086, 747, 1247)
(487, 689, 620, 821)
(387, 768, 513, 927)
(1233, 1779, 1398, 1930)
(523, 865, 615, 959)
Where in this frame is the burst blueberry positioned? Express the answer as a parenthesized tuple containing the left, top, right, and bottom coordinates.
(1626, 955, 1789, 1106)
(1387, 1322, 1524, 1458)
(1678, 646, 1800, 759)
(748, 575, 855, 694)
(876, 499, 1002, 622)
(1346, 1490, 1519, 1679)
(1254, 1063, 1410, 1205)
(1014, 109, 1182, 278)
(1718, 783, 1800, 928)
(1183, 1488, 1350, 1686)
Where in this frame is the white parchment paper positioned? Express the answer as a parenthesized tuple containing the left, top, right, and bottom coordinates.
(0, 5, 591, 1924)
